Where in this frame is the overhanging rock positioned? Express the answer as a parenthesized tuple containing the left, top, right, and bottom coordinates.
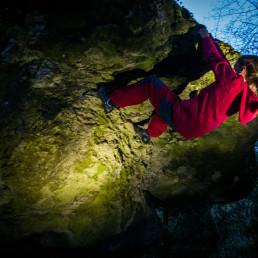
(0, 0, 257, 252)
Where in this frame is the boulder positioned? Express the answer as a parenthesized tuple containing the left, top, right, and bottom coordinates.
(0, 0, 257, 254)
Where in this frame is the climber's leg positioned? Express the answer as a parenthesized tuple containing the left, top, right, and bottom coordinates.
(110, 77, 151, 107)
(146, 77, 178, 137)
(147, 113, 168, 137)
(110, 75, 178, 138)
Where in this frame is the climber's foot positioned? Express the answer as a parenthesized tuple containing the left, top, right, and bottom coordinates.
(134, 125, 151, 144)
(97, 86, 114, 114)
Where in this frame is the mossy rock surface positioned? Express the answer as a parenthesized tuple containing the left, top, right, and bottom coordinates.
(0, 0, 257, 252)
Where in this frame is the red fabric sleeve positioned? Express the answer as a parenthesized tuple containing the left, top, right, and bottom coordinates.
(201, 37, 238, 86)
(214, 40, 230, 65)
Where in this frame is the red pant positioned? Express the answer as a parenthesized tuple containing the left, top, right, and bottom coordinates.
(110, 75, 178, 137)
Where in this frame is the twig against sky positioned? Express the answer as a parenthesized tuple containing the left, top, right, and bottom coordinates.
(209, 0, 258, 54)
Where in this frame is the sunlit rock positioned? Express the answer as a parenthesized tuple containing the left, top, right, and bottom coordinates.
(0, 0, 257, 253)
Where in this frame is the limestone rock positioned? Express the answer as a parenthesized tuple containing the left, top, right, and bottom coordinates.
(0, 0, 257, 253)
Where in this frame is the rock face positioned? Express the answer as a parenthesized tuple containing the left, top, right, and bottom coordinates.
(0, 0, 257, 254)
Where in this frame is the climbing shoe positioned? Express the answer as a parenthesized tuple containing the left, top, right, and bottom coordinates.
(97, 86, 114, 114)
(134, 125, 151, 144)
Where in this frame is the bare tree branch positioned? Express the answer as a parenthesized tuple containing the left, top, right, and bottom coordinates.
(209, 0, 258, 54)
(211, 8, 257, 18)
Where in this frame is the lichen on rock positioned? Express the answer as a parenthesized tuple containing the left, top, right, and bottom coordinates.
(0, 0, 257, 253)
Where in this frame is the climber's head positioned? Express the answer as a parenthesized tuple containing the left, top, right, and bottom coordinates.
(234, 55, 258, 93)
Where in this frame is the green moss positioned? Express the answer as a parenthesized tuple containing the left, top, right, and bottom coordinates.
(70, 165, 133, 243)
(93, 164, 106, 179)
(1, 1, 256, 248)
(39, 41, 87, 66)
(0, 107, 77, 212)
(135, 55, 156, 71)
(72, 151, 93, 174)
(157, 115, 250, 182)
(5, 164, 134, 246)
(93, 113, 112, 143)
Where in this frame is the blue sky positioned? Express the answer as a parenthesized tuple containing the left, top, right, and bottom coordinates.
(181, 0, 220, 34)
(180, 0, 240, 50)
(180, 0, 257, 55)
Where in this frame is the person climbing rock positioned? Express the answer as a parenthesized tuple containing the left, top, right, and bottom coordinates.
(98, 28, 258, 144)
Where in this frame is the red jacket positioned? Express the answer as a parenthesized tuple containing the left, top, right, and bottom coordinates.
(172, 37, 258, 139)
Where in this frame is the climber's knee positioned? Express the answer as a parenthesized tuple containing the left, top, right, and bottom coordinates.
(136, 75, 163, 89)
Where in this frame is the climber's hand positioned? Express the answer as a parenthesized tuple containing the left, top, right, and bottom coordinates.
(199, 28, 210, 38)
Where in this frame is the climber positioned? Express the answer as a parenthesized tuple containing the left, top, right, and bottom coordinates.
(98, 28, 258, 144)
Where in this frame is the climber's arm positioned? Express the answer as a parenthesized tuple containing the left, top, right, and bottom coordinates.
(199, 28, 228, 63)
(213, 40, 230, 65)
(199, 28, 237, 86)
(207, 32, 230, 65)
